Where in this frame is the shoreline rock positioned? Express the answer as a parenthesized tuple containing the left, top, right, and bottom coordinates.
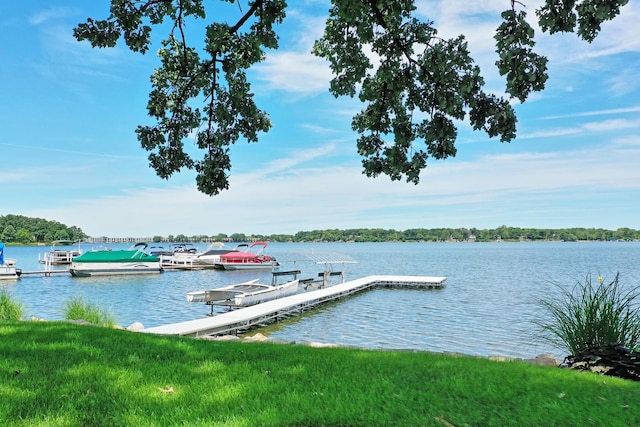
(199, 333, 562, 366)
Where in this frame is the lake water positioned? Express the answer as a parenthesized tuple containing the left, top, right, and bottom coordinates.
(3, 241, 640, 360)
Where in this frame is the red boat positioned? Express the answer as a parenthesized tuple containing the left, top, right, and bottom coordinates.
(213, 241, 278, 270)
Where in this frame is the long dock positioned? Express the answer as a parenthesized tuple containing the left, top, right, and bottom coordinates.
(143, 275, 446, 337)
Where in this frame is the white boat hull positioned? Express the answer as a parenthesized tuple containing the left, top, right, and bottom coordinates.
(213, 260, 278, 270)
(192, 254, 223, 265)
(187, 279, 260, 302)
(70, 262, 162, 277)
(0, 260, 21, 280)
(235, 280, 298, 306)
(0, 266, 20, 280)
(187, 279, 299, 307)
(168, 252, 197, 264)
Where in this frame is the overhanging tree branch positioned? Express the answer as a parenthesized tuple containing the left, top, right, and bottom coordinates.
(74, 0, 628, 195)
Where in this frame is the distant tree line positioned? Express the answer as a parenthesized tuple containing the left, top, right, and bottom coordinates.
(282, 226, 640, 243)
(0, 215, 87, 244)
(2, 215, 638, 244)
(156, 226, 640, 243)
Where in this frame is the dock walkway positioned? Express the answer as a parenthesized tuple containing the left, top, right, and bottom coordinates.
(20, 269, 69, 277)
(143, 275, 446, 337)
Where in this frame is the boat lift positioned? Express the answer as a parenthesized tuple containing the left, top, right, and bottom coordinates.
(204, 250, 357, 316)
(272, 251, 358, 290)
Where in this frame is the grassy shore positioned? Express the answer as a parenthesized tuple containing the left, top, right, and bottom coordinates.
(1, 321, 639, 426)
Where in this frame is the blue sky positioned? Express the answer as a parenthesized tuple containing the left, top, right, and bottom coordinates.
(1, 1, 639, 238)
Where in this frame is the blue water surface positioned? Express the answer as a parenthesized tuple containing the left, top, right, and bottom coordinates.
(3, 241, 639, 360)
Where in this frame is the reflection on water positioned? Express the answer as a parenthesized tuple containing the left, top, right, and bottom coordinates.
(3, 241, 640, 360)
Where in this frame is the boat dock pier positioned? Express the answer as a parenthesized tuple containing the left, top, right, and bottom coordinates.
(19, 269, 69, 277)
(143, 275, 446, 338)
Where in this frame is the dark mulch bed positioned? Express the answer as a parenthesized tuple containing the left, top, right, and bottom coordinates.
(561, 343, 640, 381)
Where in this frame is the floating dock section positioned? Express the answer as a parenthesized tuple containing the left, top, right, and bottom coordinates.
(143, 275, 446, 337)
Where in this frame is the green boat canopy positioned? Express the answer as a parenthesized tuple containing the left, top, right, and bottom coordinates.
(73, 249, 160, 263)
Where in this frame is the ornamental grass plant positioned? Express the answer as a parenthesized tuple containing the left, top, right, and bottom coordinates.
(0, 290, 23, 320)
(64, 296, 116, 328)
(537, 272, 640, 356)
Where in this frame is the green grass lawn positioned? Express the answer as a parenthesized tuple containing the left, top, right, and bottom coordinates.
(1, 321, 639, 426)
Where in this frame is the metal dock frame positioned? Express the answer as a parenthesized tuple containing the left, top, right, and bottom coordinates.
(143, 275, 446, 338)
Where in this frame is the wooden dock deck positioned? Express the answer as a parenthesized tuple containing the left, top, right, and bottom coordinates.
(143, 275, 446, 337)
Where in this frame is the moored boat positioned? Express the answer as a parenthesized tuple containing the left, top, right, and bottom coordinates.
(39, 240, 82, 265)
(160, 242, 203, 266)
(69, 242, 162, 277)
(213, 241, 278, 270)
(0, 243, 21, 280)
(170, 243, 198, 255)
(148, 244, 172, 257)
(192, 242, 245, 265)
(187, 278, 299, 308)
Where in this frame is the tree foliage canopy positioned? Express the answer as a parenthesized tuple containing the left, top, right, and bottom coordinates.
(74, 0, 628, 195)
(0, 215, 87, 244)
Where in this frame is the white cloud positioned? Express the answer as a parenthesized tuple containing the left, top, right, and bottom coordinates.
(582, 119, 640, 133)
(23, 141, 640, 237)
(520, 118, 640, 139)
(612, 135, 640, 147)
(0, 170, 30, 184)
(252, 6, 333, 95)
(28, 7, 76, 25)
(254, 51, 332, 95)
(541, 106, 640, 120)
(607, 68, 640, 98)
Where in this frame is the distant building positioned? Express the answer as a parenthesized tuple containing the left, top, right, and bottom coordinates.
(85, 237, 154, 244)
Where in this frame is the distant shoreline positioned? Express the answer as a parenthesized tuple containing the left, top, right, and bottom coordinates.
(4, 238, 640, 247)
(4, 216, 640, 246)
